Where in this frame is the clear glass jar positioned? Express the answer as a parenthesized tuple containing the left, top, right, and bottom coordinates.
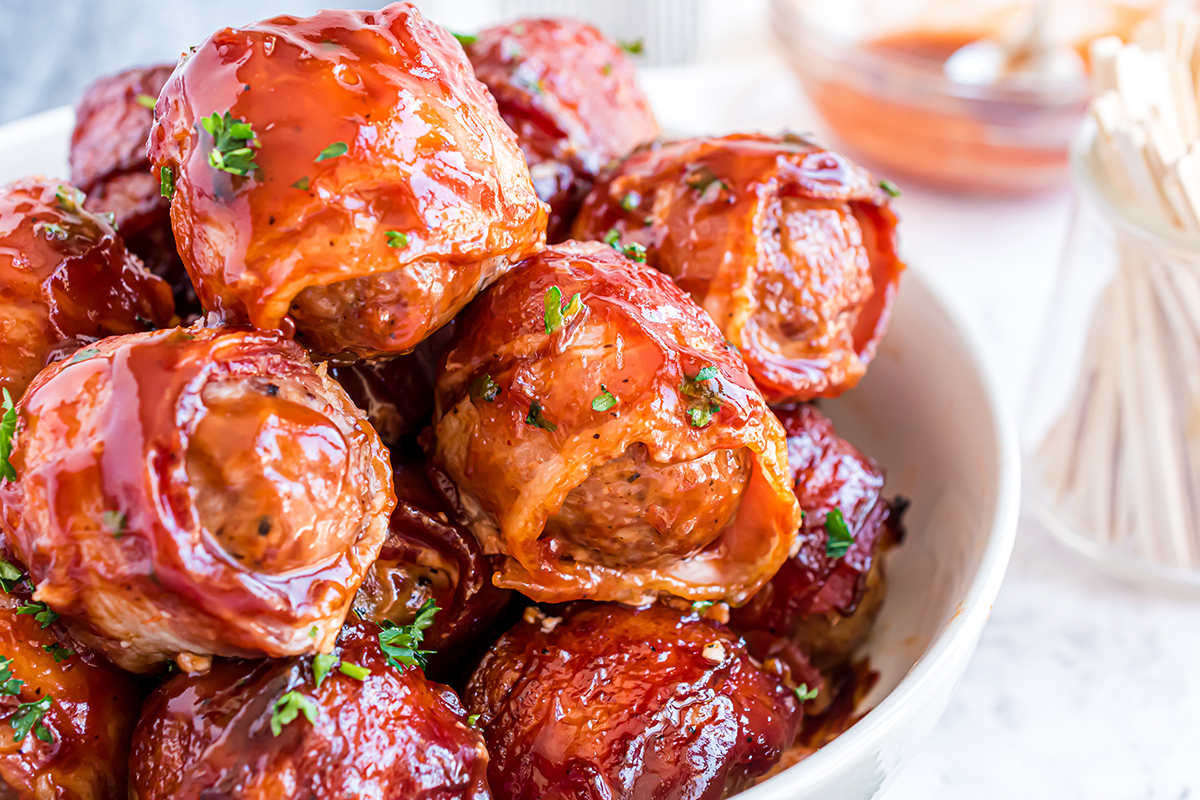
(1024, 118, 1200, 595)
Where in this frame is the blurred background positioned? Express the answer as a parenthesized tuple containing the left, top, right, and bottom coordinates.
(2, 0, 1199, 796)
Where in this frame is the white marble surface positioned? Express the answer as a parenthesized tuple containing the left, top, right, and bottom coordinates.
(2, 0, 1199, 794)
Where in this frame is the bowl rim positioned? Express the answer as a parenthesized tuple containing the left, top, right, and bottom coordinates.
(743, 269, 1021, 796)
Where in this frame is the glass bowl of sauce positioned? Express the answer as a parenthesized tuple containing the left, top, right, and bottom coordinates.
(771, 0, 1154, 194)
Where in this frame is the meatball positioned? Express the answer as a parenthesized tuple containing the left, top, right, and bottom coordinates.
(730, 404, 906, 676)
(0, 583, 142, 799)
(432, 242, 801, 605)
(466, 18, 659, 242)
(0, 327, 394, 673)
(70, 64, 199, 318)
(572, 133, 904, 404)
(0, 178, 174, 400)
(353, 453, 515, 680)
(147, 2, 548, 359)
(130, 620, 490, 799)
(464, 602, 801, 800)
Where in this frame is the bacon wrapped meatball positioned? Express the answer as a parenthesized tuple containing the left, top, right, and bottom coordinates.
(572, 133, 904, 404)
(466, 18, 659, 242)
(0, 586, 143, 800)
(432, 242, 801, 605)
(130, 620, 490, 800)
(70, 64, 199, 318)
(464, 602, 801, 800)
(731, 404, 906, 676)
(0, 327, 394, 673)
(0, 178, 173, 400)
(147, 2, 548, 359)
(354, 453, 514, 678)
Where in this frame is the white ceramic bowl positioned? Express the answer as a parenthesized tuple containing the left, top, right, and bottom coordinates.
(0, 108, 1019, 799)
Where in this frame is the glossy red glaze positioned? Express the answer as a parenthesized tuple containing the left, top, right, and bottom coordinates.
(328, 320, 455, 447)
(0, 327, 394, 673)
(354, 454, 515, 680)
(730, 404, 906, 670)
(465, 602, 801, 800)
(147, 2, 548, 358)
(70, 64, 200, 319)
(467, 18, 659, 242)
(0, 178, 174, 400)
(130, 620, 490, 799)
(432, 242, 801, 605)
(572, 134, 905, 403)
(0, 592, 143, 800)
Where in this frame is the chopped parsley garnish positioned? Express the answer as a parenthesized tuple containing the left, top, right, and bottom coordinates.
(620, 38, 644, 55)
(55, 186, 84, 213)
(623, 242, 647, 263)
(680, 366, 722, 428)
(543, 286, 584, 334)
(525, 400, 557, 432)
(315, 141, 348, 162)
(0, 389, 17, 482)
(0, 559, 21, 593)
(469, 373, 500, 403)
(824, 508, 854, 559)
(307, 626, 318, 638)
(159, 166, 174, 199)
(378, 599, 438, 671)
(879, 179, 901, 198)
(620, 192, 640, 211)
(101, 510, 126, 539)
(592, 386, 616, 412)
(34, 222, 66, 241)
(453, 32, 477, 47)
(600, 62, 612, 75)
(42, 644, 72, 663)
(8, 695, 52, 743)
(17, 603, 58, 630)
(312, 653, 337, 689)
(135, 94, 156, 110)
(385, 231, 409, 249)
(291, 176, 310, 192)
(466, 713, 481, 727)
(201, 111, 259, 176)
(794, 683, 819, 702)
(270, 691, 319, 736)
(339, 662, 370, 681)
(0, 657, 23, 696)
(603, 227, 621, 247)
(686, 165, 729, 201)
(69, 348, 99, 364)
(691, 600, 715, 613)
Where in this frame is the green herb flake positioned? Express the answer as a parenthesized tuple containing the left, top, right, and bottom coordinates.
(525, 400, 557, 432)
(0, 389, 17, 482)
(135, 94, 157, 110)
(794, 683, 819, 702)
(824, 508, 854, 559)
(69, 348, 100, 364)
(34, 222, 66, 241)
(600, 62, 612, 75)
(685, 165, 729, 201)
(466, 713, 481, 727)
(620, 38, 644, 55)
(8, 695, 53, 743)
(469, 373, 500, 403)
(17, 602, 59, 630)
(385, 231, 409, 249)
(620, 191, 640, 212)
(312, 653, 337, 689)
(592, 385, 616, 412)
(160, 166, 175, 199)
(0, 559, 22, 593)
(603, 227, 621, 248)
(879, 179, 901, 198)
(315, 141, 348, 162)
(0, 656, 23, 696)
(453, 32, 477, 47)
(378, 599, 438, 671)
(101, 510, 126, 539)
(679, 366, 722, 428)
(201, 111, 259, 176)
(338, 662, 370, 681)
(308, 626, 319, 638)
(270, 691, 319, 736)
(291, 176, 310, 192)
(691, 600, 715, 613)
(42, 644, 72, 664)
(55, 186, 84, 213)
(544, 286, 585, 334)
(622, 242, 647, 263)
